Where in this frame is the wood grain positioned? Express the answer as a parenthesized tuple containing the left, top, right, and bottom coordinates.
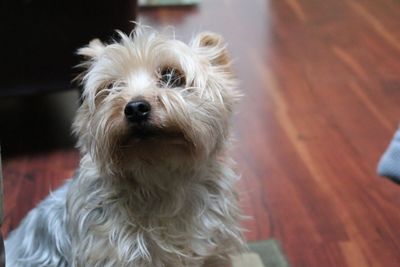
(2, 0, 400, 266)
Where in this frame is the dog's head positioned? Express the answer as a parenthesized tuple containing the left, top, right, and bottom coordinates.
(73, 27, 239, 175)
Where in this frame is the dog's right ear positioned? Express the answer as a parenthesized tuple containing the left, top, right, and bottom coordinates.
(77, 39, 105, 61)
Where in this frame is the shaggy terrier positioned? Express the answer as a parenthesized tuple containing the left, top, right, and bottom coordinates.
(6, 27, 244, 267)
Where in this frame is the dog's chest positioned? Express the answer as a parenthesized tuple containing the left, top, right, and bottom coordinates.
(70, 194, 216, 267)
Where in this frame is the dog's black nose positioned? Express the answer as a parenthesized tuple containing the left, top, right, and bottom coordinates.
(124, 100, 151, 123)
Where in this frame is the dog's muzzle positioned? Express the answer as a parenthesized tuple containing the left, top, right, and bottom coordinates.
(124, 99, 188, 143)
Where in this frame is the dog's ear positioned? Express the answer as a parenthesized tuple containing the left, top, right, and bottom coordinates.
(77, 39, 105, 61)
(191, 32, 230, 67)
(75, 39, 106, 99)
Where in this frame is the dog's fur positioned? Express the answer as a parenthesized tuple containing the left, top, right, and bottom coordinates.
(5, 26, 244, 267)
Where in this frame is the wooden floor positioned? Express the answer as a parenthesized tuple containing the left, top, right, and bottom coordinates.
(2, 0, 400, 266)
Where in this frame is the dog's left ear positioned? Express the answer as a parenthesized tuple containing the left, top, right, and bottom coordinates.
(77, 39, 106, 61)
(191, 32, 230, 67)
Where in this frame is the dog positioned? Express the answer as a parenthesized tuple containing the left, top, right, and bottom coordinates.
(5, 26, 244, 267)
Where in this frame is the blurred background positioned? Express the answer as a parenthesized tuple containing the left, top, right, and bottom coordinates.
(1, 0, 400, 266)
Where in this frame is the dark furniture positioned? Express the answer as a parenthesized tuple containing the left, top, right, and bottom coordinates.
(0, 0, 137, 96)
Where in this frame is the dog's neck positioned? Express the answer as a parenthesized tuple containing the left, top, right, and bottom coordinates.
(76, 154, 222, 217)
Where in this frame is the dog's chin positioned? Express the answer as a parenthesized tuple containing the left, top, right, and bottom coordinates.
(112, 126, 195, 172)
(117, 124, 195, 159)
(128, 124, 190, 145)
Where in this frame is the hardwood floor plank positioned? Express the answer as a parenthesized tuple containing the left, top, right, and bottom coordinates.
(349, 1, 400, 53)
(284, 0, 308, 22)
(2, 150, 79, 236)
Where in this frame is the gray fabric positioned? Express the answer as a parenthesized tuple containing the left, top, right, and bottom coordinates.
(378, 128, 400, 182)
(248, 239, 290, 267)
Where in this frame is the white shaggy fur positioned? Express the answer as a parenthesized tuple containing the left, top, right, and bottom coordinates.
(6, 26, 244, 267)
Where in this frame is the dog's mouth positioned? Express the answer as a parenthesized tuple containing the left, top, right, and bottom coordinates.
(127, 123, 189, 144)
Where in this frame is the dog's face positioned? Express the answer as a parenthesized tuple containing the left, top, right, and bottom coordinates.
(73, 28, 239, 175)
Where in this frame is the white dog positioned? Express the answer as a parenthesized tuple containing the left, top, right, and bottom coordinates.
(6, 26, 244, 267)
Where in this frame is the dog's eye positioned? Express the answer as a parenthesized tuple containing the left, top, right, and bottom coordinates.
(106, 82, 114, 90)
(158, 67, 185, 88)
